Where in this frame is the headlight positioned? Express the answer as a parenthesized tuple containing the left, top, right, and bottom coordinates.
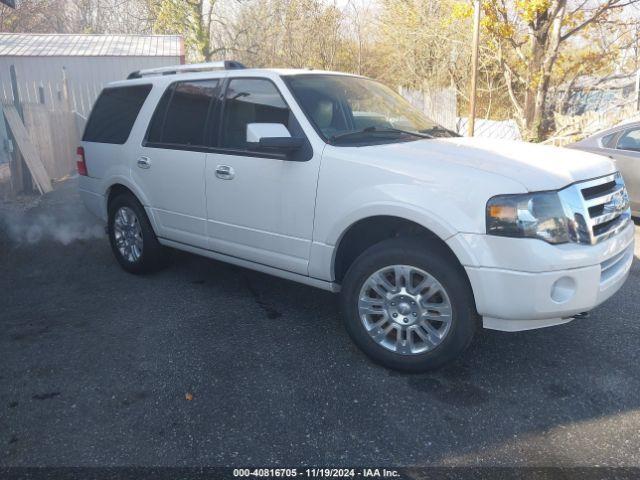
(486, 192, 570, 244)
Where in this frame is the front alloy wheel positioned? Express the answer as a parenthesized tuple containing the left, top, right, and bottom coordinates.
(358, 265, 452, 355)
(340, 236, 478, 372)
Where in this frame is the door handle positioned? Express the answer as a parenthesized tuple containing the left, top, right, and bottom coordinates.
(215, 165, 235, 180)
(137, 156, 151, 169)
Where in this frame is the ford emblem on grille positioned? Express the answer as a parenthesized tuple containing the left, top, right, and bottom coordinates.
(605, 188, 629, 214)
(559, 173, 631, 245)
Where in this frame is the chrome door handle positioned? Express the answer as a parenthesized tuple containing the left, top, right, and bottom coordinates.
(215, 165, 235, 180)
(137, 156, 151, 169)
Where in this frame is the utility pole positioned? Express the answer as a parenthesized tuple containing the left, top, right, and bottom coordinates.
(468, 0, 481, 136)
(636, 69, 640, 111)
(636, 24, 640, 111)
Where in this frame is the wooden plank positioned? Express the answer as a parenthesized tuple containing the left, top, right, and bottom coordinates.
(49, 110, 78, 177)
(3, 105, 52, 194)
(24, 104, 57, 179)
(22, 103, 77, 180)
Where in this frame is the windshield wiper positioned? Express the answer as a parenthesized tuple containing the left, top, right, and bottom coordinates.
(330, 126, 433, 143)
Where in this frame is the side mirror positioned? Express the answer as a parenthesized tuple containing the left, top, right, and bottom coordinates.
(246, 123, 304, 154)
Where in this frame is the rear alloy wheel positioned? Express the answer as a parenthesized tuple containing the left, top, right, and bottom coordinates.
(340, 236, 478, 372)
(108, 193, 167, 274)
(113, 206, 144, 264)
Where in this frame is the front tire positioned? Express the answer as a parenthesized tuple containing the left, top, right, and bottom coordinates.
(108, 193, 166, 274)
(340, 236, 478, 372)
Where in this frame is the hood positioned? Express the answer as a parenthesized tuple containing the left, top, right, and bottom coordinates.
(361, 136, 616, 192)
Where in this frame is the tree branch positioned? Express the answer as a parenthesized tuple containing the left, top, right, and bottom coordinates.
(560, 0, 640, 42)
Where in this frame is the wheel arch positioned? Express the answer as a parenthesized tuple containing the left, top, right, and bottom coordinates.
(104, 180, 159, 234)
(331, 214, 466, 284)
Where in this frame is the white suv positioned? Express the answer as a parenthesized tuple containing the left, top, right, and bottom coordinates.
(78, 61, 634, 371)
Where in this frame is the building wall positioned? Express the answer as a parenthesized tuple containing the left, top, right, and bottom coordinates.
(0, 55, 181, 115)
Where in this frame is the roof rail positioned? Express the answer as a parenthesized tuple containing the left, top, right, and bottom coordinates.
(127, 60, 246, 79)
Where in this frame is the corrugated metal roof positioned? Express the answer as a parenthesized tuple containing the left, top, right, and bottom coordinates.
(0, 34, 182, 57)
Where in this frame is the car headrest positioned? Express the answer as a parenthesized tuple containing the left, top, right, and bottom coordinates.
(312, 100, 333, 129)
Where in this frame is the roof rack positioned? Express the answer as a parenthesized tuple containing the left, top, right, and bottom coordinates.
(127, 60, 246, 79)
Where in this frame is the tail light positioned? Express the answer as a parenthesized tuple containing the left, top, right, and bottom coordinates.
(77, 146, 88, 176)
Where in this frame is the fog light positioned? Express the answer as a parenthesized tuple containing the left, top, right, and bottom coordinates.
(551, 277, 576, 304)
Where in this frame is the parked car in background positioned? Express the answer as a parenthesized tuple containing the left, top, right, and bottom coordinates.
(78, 61, 634, 372)
(570, 121, 640, 217)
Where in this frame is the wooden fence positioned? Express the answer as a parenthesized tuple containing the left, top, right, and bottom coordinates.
(0, 64, 90, 196)
(0, 77, 101, 118)
(1, 100, 78, 192)
(22, 103, 78, 180)
(1, 97, 81, 195)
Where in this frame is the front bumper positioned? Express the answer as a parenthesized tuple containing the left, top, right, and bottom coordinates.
(448, 222, 635, 331)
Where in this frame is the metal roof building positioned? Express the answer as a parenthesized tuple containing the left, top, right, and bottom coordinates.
(0, 34, 184, 115)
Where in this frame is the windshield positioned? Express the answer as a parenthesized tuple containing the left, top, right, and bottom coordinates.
(284, 74, 458, 146)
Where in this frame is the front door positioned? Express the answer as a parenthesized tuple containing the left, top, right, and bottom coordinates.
(205, 77, 320, 275)
(133, 79, 221, 249)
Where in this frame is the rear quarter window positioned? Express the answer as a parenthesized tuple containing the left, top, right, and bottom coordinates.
(83, 84, 152, 144)
(145, 79, 220, 148)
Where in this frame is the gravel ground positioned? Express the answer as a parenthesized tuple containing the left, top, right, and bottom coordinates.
(1, 178, 639, 467)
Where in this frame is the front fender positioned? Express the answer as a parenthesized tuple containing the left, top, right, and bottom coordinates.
(309, 184, 475, 281)
(325, 191, 459, 248)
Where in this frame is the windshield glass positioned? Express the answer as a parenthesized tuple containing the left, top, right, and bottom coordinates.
(284, 74, 458, 145)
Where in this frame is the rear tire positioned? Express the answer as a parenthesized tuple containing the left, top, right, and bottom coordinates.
(108, 193, 167, 274)
(340, 236, 478, 372)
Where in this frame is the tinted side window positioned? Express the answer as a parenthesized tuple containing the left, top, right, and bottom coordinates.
(221, 79, 290, 149)
(146, 80, 219, 147)
(146, 86, 172, 144)
(617, 128, 640, 152)
(83, 85, 151, 144)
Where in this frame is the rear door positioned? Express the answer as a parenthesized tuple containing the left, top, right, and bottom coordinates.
(132, 79, 221, 249)
(611, 127, 640, 214)
(204, 77, 320, 275)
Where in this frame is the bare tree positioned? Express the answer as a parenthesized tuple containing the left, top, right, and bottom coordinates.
(231, 0, 350, 70)
(67, 0, 154, 34)
(0, 0, 66, 32)
(483, 0, 640, 140)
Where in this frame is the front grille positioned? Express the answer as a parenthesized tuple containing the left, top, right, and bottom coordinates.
(581, 179, 617, 200)
(577, 173, 631, 244)
(592, 216, 620, 237)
